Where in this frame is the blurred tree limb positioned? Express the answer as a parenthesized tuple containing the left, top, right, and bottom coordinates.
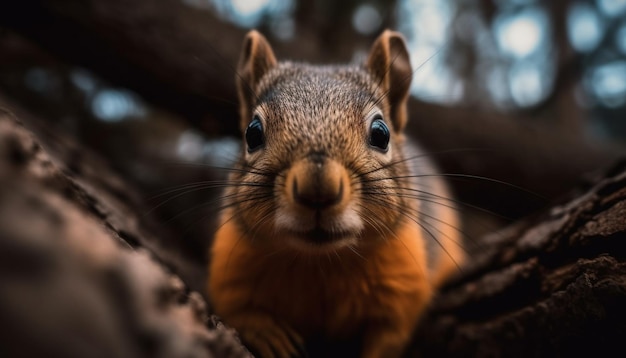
(0, 0, 622, 221)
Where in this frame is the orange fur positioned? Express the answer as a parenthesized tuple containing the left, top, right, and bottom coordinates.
(210, 210, 434, 357)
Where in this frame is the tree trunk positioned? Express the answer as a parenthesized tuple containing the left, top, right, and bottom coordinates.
(411, 160, 626, 357)
(0, 109, 251, 358)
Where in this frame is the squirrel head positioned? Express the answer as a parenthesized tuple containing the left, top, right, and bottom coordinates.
(236, 30, 412, 133)
(228, 30, 415, 253)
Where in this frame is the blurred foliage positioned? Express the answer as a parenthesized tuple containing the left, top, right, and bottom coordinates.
(2, 0, 625, 142)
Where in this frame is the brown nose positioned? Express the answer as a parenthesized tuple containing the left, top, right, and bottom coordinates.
(287, 156, 348, 210)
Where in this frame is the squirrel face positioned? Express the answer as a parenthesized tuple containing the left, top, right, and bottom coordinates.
(227, 30, 414, 253)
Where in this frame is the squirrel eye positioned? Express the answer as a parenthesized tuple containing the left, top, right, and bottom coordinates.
(368, 117, 390, 152)
(245, 115, 264, 152)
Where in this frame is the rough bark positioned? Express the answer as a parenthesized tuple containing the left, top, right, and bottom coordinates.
(1, 105, 625, 357)
(0, 109, 250, 358)
(409, 160, 626, 357)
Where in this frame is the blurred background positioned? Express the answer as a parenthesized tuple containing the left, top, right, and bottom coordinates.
(0, 0, 624, 266)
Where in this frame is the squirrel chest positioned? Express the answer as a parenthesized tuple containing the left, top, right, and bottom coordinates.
(208, 30, 463, 358)
(211, 217, 430, 339)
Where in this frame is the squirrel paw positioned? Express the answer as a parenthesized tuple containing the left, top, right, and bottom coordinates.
(230, 314, 306, 358)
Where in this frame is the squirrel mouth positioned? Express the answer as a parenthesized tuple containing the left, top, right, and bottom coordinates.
(290, 227, 353, 245)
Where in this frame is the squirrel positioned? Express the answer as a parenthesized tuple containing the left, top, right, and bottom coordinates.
(208, 29, 464, 358)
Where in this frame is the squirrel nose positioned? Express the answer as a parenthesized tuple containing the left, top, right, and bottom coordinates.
(287, 156, 348, 210)
(293, 177, 344, 209)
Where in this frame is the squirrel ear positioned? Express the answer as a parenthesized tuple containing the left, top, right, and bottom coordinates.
(366, 30, 412, 132)
(236, 30, 277, 131)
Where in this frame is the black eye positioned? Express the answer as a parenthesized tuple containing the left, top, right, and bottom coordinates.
(245, 115, 264, 152)
(368, 117, 390, 152)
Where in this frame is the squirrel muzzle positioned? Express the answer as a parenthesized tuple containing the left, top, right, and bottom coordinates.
(278, 154, 360, 249)
(286, 155, 350, 213)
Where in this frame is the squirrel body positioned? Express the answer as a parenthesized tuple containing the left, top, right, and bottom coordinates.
(211, 218, 430, 357)
(208, 30, 463, 357)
